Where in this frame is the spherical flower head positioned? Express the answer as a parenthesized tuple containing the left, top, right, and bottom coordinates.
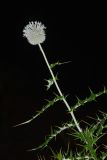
(23, 21, 46, 45)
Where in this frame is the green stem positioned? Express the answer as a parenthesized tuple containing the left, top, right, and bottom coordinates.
(38, 44, 82, 133)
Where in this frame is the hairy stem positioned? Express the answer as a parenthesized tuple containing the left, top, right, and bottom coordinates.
(38, 44, 82, 132)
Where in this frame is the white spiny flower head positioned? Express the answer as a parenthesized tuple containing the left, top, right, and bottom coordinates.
(23, 21, 46, 45)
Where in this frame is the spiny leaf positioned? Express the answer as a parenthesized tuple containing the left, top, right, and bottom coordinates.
(50, 148, 63, 160)
(50, 61, 71, 69)
(101, 151, 107, 160)
(27, 121, 74, 151)
(71, 113, 107, 157)
(53, 92, 68, 101)
(71, 127, 98, 158)
(13, 94, 64, 127)
(76, 97, 85, 106)
(88, 88, 97, 101)
(70, 87, 107, 111)
(45, 74, 58, 90)
(95, 113, 107, 136)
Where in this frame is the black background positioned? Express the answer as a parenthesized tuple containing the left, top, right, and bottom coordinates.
(0, 2, 107, 160)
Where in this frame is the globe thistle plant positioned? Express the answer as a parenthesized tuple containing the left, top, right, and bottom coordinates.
(13, 21, 107, 159)
(22, 21, 82, 133)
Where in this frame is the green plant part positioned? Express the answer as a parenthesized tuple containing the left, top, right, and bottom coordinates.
(45, 75, 59, 90)
(51, 149, 64, 160)
(50, 61, 71, 69)
(70, 87, 107, 112)
(101, 151, 107, 160)
(27, 121, 74, 151)
(69, 113, 107, 160)
(13, 94, 65, 127)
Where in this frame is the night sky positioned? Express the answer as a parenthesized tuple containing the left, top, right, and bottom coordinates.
(0, 3, 107, 160)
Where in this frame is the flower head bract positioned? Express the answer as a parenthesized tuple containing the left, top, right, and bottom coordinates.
(23, 21, 46, 45)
